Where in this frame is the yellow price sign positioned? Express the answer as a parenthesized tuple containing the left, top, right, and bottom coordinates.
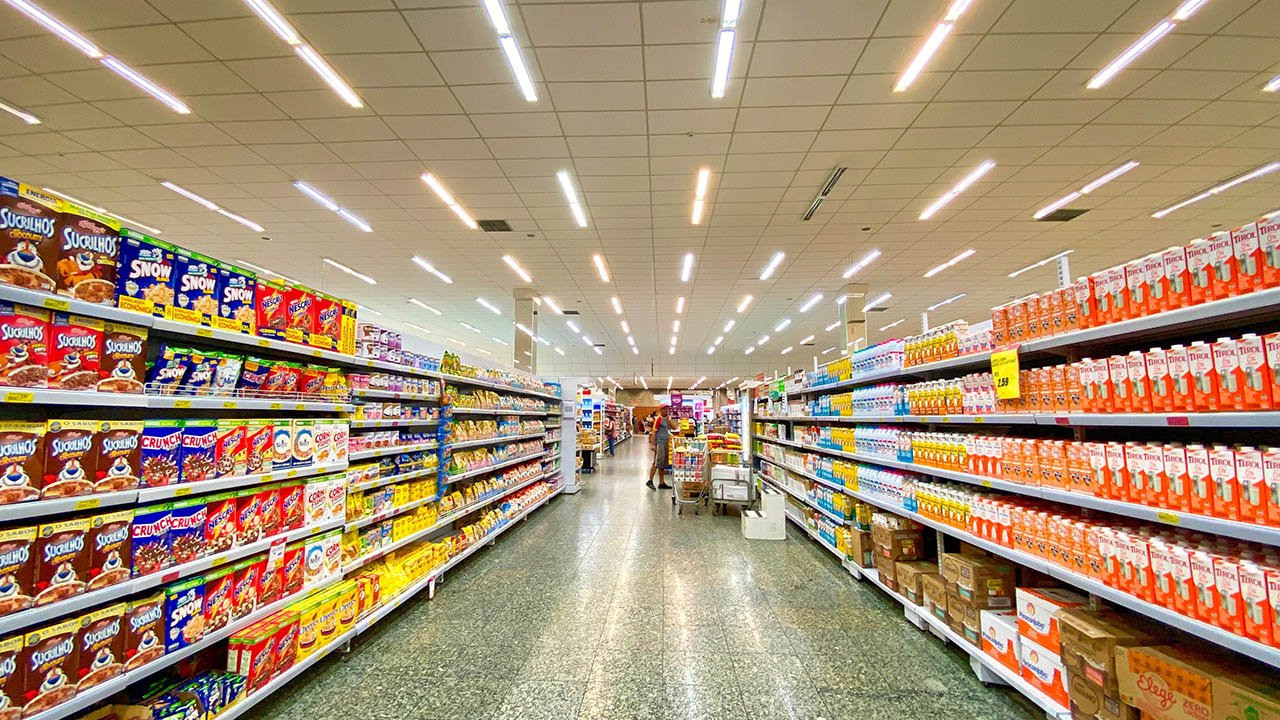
(42, 297, 70, 312)
(990, 346, 1022, 400)
(4, 391, 34, 404)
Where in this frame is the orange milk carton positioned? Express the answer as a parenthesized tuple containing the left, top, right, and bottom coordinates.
(1186, 341, 1220, 412)
(1073, 276, 1098, 329)
(1126, 351, 1152, 413)
(1208, 444, 1240, 521)
(1125, 260, 1149, 319)
(1208, 232, 1237, 300)
(1185, 444, 1211, 516)
(1258, 215, 1280, 288)
(1166, 344, 1195, 413)
(1211, 337, 1244, 411)
(1236, 333, 1272, 411)
(1162, 245, 1191, 310)
(1232, 221, 1263, 294)
(1186, 239, 1214, 306)
(1235, 446, 1265, 525)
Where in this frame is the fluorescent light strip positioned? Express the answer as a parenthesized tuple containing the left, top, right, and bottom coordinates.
(501, 255, 532, 283)
(322, 258, 375, 285)
(711, 29, 735, 99)
(842, 249, 881, 279)
(476, 297, 502, 315)
(611, 297, 623, 315)
(895, 22, 952, 93)
(879, 319, 905, 332)
(491, 337, 509, 346)
(236, 259, 296, 284)
(862, 292, 891, 313)
(1152, 162, 1280, 218)
(404, 322, 432, 335)
(923, 248, 976, 278)
(675, 297, 685, 314)
(774, 318, 791, 332)
(3, 0, 101, 56)
(1008, 250, 1074, 279)
(593, 254, 610, 282)
(0, 99, 39, 124)
(421, 174, 477, 229)
(919, 161, 995, 220)
(799, 293, 823, 313)
(42, 188, 162, 234)
(759, 251, 785, 280)
(736, 295, 752, 313)
(1033, 192, 1081, 220)
(409, 298, 442, 315)
(681, 253, 694, 282)
(1087, 20, 1175, 89)
(459, 321, 481, 334)
(411, 257, 453, 284)
(800, 335, 814, 344)
(927, 293, 966, 311)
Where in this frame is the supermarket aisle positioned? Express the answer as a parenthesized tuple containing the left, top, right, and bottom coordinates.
(249, 439, 1040, 720)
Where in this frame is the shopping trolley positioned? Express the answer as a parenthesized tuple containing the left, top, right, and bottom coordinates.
(670, 438, 709, 515)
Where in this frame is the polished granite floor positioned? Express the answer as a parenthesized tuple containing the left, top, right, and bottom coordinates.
(248, 438, 1043, 720)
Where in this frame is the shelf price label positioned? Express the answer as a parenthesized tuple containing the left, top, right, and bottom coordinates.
(990, 346, 1022, 400)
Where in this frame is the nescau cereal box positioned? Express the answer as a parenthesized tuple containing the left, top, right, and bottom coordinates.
(55, 202, 119, 305)
(166, 247, 219, 326)
(214, 262, 257, 335)
(0, 178, 61, 293)
(0, 302, 50, 389)
(115, 230, 176, 318)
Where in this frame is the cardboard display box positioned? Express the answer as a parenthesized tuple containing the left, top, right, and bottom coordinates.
(895, 561, 939, 606)
(941, 553, 1016, 607)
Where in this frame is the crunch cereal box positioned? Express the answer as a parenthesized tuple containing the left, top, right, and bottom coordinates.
(166, 247, 219, 326)
(115, 230, 175, 318)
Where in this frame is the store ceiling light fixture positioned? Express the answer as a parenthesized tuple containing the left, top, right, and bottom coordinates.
(240, 0, 362, 107)
(421, 173, 477, 229)
(681, 252, 695, 281)
(408, 298, 443, 315)
(1008, 250, 1074, 278)
(480, 0, 537, 101)
(923, 248, 976, 278)
(410, 256, 453, 284)
(879, 318, 905, 332)
(799, 294, 823, 313)
(592, 254, 610, 282)
(501, 255, 532, 283)
(1033, 161, 1140, 219)
(842, 249, 881, 279)
(759, 251, 786, 280)
(862, 292, 891, 313)
(294, 181, 371, 232)
(611, 297, 623, 315)
(555, 171, 587, 227)
(691, 169, 710, 224)
(919, 161, 995, 220)
(1152, 162, 1280, 218)
(894, 0, 975, 92)
(709, 0, 740, 98)
(322, 258, 376, 285)
(236, 259, 295, 284)
(42, 188, 162, 235)
(927, 293, 966, 311)
(0, 99, 39, 124)
(161, 182, 264, 232)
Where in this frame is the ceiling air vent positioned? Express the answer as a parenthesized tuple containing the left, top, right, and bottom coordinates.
(478, 219, 512, 232)
(1037, 208, 1089, 222)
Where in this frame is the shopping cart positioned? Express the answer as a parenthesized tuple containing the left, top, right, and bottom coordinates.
(670, 439, 709, 515)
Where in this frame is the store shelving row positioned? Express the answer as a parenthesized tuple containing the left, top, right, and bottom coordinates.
(0, 387, 354, 412)
(349, 418, 440, 429)
(349, 440, 438, 461)
(444, 451, 548, 484)
(758, 436, 1280, 546)
(757, 411, 1280, 428)
(449, 432, 546, 450)
(0, 460, 349, 523)
(342, 473, 551, 573)
(352, 389, 440, 402)
(756, 465, 850, 525)
(799, 286, 1280, 394)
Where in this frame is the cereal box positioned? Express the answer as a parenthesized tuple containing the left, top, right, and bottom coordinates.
(21, 617, 80, 715)
(97, 321, 146, 393)
(75, 602, 125, 689)
(169, 497, 208, 564)
(0, 301, 49, 388)
(203, 492, 237, 555)
(214, 419, 246, 479)
(54, 202, 119, 304)
(283, 283, 316, 345)
(122, 593, 164, 672)
(130, 503, 171, 577)
(0, 526, 35, 616)
(48, 313, 101, 391)
(0, 178, 60, 293)
(87, 509, 132, 591)
(235, 488, 262, 546)
(167, 247, 219, 326)
(33, 517, 89, 606)
(202, 565, 235, 634)
(214, 262, 256, 335)
(41, 418, 97, 499)
(163, 577, 206, 653)
(115, 230, 175, 317)
(254, 279, 287, 341)
(180, 419, 217, 484)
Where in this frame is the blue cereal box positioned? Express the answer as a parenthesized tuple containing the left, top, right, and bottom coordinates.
(166, 247, 219, 326)
(163, 576, 205, 653)
(214, 263, 256, 335)
(115, 230, 176, 318)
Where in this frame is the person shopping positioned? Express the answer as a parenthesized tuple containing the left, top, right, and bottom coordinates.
(647, 406, 676, 490)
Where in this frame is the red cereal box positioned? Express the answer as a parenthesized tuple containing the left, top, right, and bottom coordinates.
(310, 293, 342, 350)
(1232, 221, 1264, 294)
(255, 279, 287, 341)
(0, 302, 49, 388)
(283, 283, 316, 346)
(1161, 245, 1191, 310)
(47, 313, 101, 392)
(1208, 232, 1237, 300)
(1258, 215, 1280, 288)
(1186, 239, 1214, 306)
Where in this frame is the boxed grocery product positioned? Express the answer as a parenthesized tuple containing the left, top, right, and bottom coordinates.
(21, 617, 81, 715)
(941, 553, 1016, 608)
(895, 560, 938, 606)
(55, 201, 119, 304)
(167, 247, 220, 326)
(1021, 635, 1069, 707)
(980, 609, 1019, 674)
(922, 572, 948, 622)
(1115, 645, 1217, 720)
(214, 261, 257, 335)
(0, 301, 50, 389)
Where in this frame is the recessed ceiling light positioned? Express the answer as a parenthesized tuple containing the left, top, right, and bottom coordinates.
(879, 319, 905, 332)
(323, 258, 376, 285)
(759, 251, 785, 280)
(681, 253, 694, 282)
(411, 256, 453, 284)
(0, 99, 39, 125)
(1008, 250, 1074, 278)
(927, 293, 966, 311)
(842, 249, 881, 279)
(421, 173, 477, 229)
(923, 248, 976, 278)
(1152, 162, 1280, 218)
(476, 297, 502, 315)
(862, 292, 891, 313)
(592, 254, 610, 282)
(611, 297, 623, 315)
(501, 255, 532, 283)
(1087, 20, 1174, 89)
(919, 162, 994, 220)
(409, 298, 442, 315)
(799, 294, 823, 313)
